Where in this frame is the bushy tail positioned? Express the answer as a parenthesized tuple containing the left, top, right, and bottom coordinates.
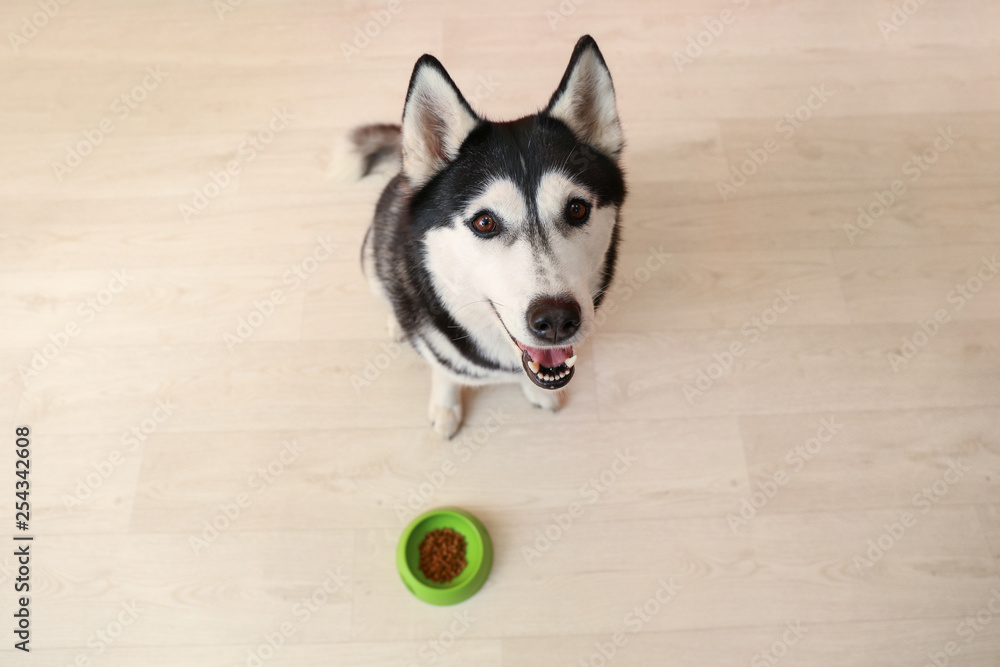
(327, 123, 402, 182)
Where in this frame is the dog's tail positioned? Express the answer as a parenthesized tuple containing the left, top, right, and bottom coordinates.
(327, 123, 402, 182)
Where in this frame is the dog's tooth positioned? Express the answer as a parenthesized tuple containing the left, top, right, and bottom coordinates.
(565, 355, 577, 369)
(528, 360, 540, 374)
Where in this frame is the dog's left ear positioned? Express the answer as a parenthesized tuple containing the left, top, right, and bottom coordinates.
(401, 55, 480, 189)
(546, 35, 623, 159)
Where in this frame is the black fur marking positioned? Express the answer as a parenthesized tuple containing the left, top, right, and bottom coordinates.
(350, 124, 402, 177)
(365, 38, 625, 380)
(593, 217, 621, 310)
(418, 333, 493, 379)
(361, 145, 398, 177)
(369, 118, 625, 376)
(405, 55, 479, 121)
(370, 177, 518, 376)
(419, 115, 625, 234)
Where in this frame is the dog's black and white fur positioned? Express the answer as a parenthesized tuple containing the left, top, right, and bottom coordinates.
(350, 36, 626, 438)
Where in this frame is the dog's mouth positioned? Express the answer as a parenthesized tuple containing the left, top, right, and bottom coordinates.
(517, 342, 576, 390)
(488, 300, 578, 390)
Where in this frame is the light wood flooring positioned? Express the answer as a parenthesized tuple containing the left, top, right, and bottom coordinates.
(1, 0, 999, 665)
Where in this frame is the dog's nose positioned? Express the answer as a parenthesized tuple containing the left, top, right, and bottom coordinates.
(526, 296, 581, 344)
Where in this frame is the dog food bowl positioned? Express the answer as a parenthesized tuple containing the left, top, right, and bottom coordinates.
(396, 507, 493, 605)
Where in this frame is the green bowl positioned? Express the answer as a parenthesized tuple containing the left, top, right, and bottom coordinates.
(397, 507, 493, 605)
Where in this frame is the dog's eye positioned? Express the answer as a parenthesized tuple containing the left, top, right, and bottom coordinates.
(471, 212, 498, 236)
(565, 199, 590, 225)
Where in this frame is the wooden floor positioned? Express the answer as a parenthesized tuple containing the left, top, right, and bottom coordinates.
(2, 1, 1000, 665)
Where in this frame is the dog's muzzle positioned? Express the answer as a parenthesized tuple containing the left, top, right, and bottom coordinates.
(490, 300, 578, 390)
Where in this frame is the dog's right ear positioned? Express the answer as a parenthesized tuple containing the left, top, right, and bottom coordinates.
(401, 55, 480, 189)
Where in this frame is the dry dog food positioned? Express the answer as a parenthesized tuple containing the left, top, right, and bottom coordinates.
(418, 528, 467, 583)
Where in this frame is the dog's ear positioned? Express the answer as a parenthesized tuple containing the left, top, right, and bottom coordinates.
(401, 55, 480, 188)
(546, 35, 623, 159)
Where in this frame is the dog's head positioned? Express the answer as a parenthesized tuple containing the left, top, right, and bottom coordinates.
(401, 36, 625, 390)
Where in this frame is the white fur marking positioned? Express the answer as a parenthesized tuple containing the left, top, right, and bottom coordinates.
(465, 177, 529, 222)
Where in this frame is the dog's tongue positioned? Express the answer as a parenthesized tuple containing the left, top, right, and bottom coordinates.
(522, 345, 573, 369)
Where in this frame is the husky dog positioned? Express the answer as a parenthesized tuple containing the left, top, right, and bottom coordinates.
(351, 35, 626, 438)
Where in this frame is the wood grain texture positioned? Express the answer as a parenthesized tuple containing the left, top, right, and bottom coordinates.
(1, 0, 999, 664)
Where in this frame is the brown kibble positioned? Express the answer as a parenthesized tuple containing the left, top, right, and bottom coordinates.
(418, 528, 467, 583)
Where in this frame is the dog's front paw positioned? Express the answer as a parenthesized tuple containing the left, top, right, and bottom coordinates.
(522, 382, 566, 412)
(429, 403, 463, 439)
